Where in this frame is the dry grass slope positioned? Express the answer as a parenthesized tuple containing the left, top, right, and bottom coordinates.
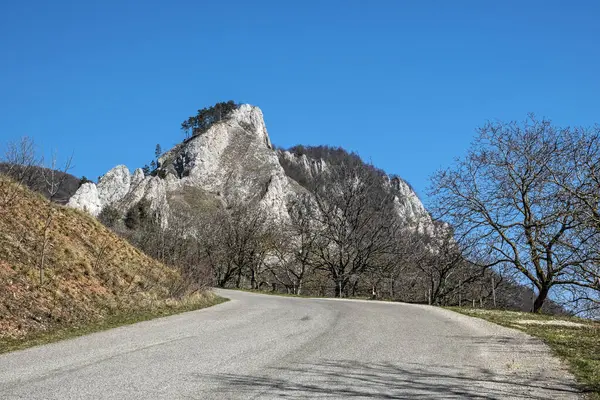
(0, 175, 218, 346)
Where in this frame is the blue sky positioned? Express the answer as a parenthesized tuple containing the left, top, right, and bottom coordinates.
(1, 1, 599, 204)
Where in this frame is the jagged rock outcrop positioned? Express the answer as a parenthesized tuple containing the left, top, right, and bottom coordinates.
(388, 176, 432, 230)
(68, 104, 432, 232)
(96, 165, 131, 205)
(277, 149, 433, 231)
(67, 182, 102, 216)
(279, 150, 327, 178)
(68, 105, 299, 222)
(67, 165, 136, 216)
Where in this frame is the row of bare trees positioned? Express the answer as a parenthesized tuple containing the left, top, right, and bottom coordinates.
(105, 136, 575, 313)
(182, 124, 597, 314)
(172, 156, 502, 307)
(101, 151, 494, 305)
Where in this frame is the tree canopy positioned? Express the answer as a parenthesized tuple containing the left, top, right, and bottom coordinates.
(181, 101, 239, 138)
(429, 116, 600, 313)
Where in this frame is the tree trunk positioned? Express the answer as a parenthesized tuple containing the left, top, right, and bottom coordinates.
(235, 269, 242, 288)
(39, 211, 52, 285)
(39, 242, 46, 285)
(533, 284, 550, 313)
(491, 276, 496, 308)
(429, 280, 435, 305)
(217, 269, 232, 288)
(250, 269, 257, 289)
(334, 280, 343, 298)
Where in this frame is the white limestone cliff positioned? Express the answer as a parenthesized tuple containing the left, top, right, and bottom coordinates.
(67, 182, 103, 216)
(68, 105, 295, 223)
(279, 150, 433, 231)
(67, 104, 432, 233)
(279, 151, 327, 177)
(389, 177, 434, 233)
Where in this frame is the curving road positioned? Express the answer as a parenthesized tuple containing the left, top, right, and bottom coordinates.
(0, 289, 580, 399)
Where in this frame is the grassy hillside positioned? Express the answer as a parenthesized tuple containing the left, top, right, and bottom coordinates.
(0, 175, 221, 351)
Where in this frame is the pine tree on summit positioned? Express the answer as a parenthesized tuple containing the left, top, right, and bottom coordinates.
(155, 144, 162, 164)
(180, 101, 239, 139)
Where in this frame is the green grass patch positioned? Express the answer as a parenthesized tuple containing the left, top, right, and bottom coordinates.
(448, 307, 600, 399)
(0, 293, 228, 355)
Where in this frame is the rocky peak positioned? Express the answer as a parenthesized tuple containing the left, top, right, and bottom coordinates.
(69, 104, 296, 222)
(97, 165, 131, 205)
(387, 176, 432, 230)
(67, 103, 432, 233)
(67, 165, 132, 216)
(230, 104, 272, 149)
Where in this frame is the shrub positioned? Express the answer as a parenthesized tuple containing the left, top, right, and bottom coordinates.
(79, 176, 93, 187)
(98, 205, 121, 228)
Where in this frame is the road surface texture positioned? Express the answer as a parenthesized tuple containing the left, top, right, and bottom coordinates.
(0, 289, 581, 399)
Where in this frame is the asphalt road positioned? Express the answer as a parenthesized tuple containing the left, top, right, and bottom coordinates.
(0, 289, 581, 399)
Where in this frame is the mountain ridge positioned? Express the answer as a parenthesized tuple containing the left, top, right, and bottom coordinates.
(67, 104, 432, 231)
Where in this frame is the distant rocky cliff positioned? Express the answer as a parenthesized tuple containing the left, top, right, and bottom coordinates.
(68, 104, 432, 231)
(277, 148, 432, 231)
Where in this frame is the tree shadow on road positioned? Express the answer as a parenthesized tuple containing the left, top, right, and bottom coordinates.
(200, 359, 580, 399)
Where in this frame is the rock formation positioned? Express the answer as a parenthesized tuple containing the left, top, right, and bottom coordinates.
(68, 104, 432, 231)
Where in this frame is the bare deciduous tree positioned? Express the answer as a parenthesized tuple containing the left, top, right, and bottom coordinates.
(37, 151, 73, 285)
(549, 127, 600, 309)
(267, 194, 319, 294)
(430, 116, 600, 312)
(309, 160, 401, 297)
(0, 136, 40, 209)
(200, 203, 272, 289)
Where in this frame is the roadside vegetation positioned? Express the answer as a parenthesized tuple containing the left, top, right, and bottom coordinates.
(450, 307, 600, 398)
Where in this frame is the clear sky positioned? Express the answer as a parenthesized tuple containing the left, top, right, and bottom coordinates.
(1, 1, 599, 204)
